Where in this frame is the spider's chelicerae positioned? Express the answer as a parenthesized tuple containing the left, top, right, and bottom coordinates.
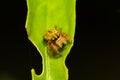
(43, 27, 72, 56)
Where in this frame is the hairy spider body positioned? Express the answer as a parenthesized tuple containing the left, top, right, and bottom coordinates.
(43, 27, 71, 56)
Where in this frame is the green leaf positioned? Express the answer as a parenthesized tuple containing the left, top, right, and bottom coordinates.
(25, 0, 76, 80)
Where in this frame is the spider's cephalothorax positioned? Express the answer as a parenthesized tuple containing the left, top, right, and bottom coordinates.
(43, 27, 72, 56)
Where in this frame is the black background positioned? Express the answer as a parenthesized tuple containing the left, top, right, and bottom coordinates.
(0, 0, 120, 80)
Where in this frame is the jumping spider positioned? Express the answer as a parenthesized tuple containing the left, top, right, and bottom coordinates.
(43, 27, 72, 56)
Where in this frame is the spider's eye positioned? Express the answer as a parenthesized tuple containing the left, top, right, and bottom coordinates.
(48, 30, 52, 33)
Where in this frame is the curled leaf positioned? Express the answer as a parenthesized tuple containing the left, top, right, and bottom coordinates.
(25, 0, 76, 80)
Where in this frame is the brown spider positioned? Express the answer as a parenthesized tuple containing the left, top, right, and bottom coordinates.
(43, 27, 72, 56)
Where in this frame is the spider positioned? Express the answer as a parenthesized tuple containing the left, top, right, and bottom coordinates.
(43, 27, 72, 56)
